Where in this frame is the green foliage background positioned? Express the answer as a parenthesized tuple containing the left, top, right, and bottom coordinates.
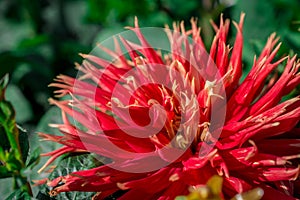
(0, 0, 299, 199)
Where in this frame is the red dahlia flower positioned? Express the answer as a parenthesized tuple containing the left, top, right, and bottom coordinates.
(39, 14, 300, 200)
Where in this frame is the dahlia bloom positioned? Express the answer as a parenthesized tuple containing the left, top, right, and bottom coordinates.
(39, 14, 300, 200)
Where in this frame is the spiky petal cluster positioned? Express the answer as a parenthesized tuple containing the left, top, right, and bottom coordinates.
(39, 14, 300, 199)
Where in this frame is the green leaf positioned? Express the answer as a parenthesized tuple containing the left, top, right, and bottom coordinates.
(17, 35, 49, 50)
(0, 99, 22, 163)
(0, 124, 10, 151)
(0, 74, 9, 101)
(5, 85, 33, 123)
(0, 166, 12, 178)
(0, 177, 14, 198)
(0, 100, 15, 122)
(36, 106, 62, 136)
(5, 188, 32, 200)
(0, 100, 22, 162)
(25, 148, 40, 170)
(5, 150, 23, 172)
(39, 154, 101, 199)
(0, 74, 32, 196)
(18, 129, 29, 163)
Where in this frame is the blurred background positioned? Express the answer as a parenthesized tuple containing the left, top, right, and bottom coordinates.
(0, 0, 299, 199)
